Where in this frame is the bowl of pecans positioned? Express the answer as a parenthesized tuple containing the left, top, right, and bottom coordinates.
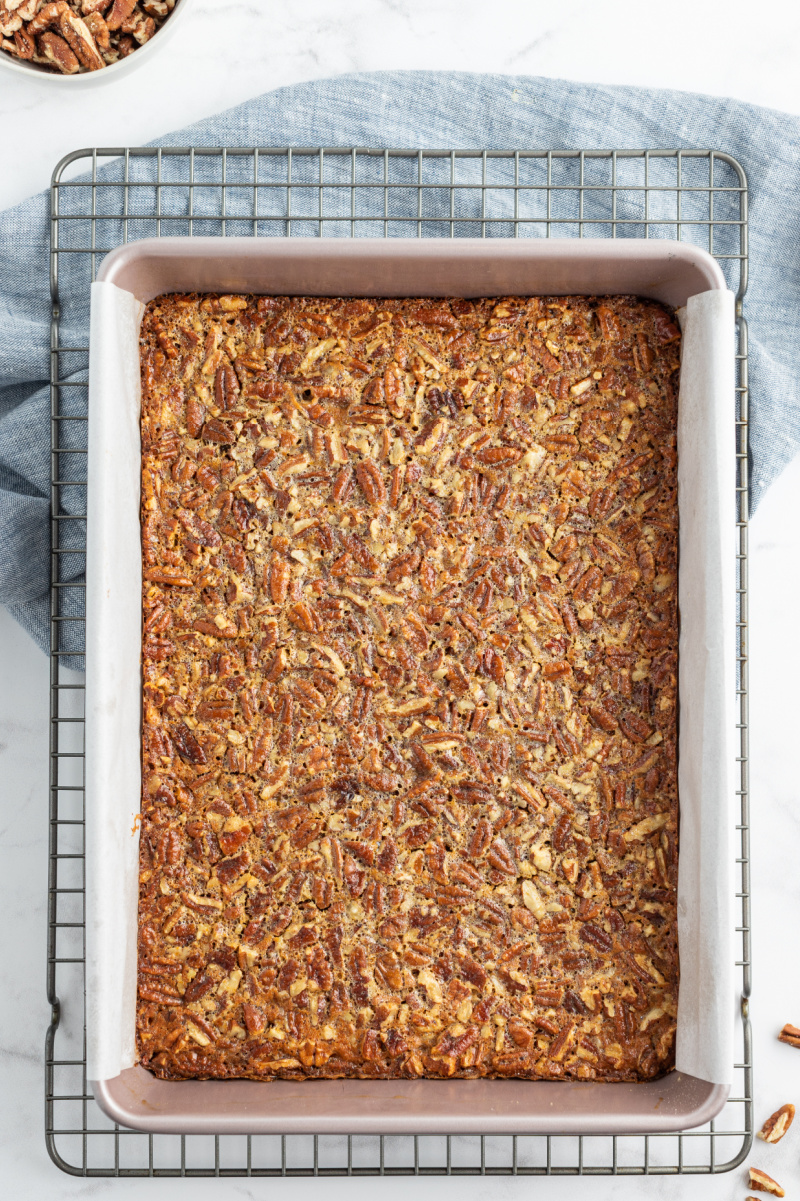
(0, 0, 193, 81)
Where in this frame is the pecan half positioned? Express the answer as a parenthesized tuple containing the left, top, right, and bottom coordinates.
(18, 0, 44, 20)
(748, 1168, 785, 1197)
(105, 0, 135, 28)
(0, 11, 22, 36)
(83, 9, 108, 46)
(757, 1103, 795, 1144)
(37, 28, 79, 70)
(57, 5, 104, 68)
(12, 25, 34, 55)
(354, 458, 386, 506)
(27, 1, 69, 35)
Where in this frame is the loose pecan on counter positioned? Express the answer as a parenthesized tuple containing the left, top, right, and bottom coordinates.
(778, 1022, 800, 1048)
(749, 1167, 786, 1197)
(758, 1103, 795, 1144)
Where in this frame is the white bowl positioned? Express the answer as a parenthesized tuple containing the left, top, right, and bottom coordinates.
(0, 0, 195, 86)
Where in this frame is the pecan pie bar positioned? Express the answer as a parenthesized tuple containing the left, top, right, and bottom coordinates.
(137, 292, 680, 1082)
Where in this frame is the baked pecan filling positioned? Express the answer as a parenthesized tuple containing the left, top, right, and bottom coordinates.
(137, 293, 680, 1081)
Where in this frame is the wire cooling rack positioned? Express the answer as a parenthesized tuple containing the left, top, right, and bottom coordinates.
(46, 146, 751, 1178)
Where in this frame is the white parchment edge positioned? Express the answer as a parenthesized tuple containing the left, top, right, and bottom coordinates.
(674, 289, 736, 1085)
(85, 281, 144, 1081)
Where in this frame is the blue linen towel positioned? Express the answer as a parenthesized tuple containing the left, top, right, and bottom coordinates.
(1, 70, 799, 655)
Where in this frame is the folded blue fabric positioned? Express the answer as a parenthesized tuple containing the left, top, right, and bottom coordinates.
(2, 70, 799, 655)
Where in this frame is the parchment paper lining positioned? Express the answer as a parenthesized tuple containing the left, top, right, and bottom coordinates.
(85, 281, 735, 1086)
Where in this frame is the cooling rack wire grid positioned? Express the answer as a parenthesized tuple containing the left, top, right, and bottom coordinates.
(46, 146, 750, 1177)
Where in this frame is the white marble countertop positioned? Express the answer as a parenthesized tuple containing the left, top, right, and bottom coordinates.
(2, 1, 800, 1197)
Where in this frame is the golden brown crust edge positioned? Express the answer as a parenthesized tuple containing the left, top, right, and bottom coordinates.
(136, 293, 680, 1083)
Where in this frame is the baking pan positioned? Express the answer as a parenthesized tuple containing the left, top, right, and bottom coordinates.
(87, 236, 733, 1135)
